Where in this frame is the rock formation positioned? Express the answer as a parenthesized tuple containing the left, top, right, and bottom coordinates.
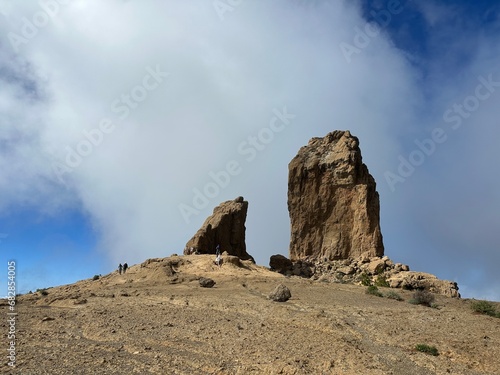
(184, 197, 254, 262)
(310, 255, 460, 298)
(263, 253, 459, 297)
(387, 272, 460, 298)
(288, 130, 384, 261)
(269, 254, 293, 274)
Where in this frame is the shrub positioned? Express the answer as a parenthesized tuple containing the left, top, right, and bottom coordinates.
(366, 285, 383, 297)
(374, 274, 390, 288)
(360, 272, 372, 286)
(92, 275, 100, 281)
(37, 288, 48, 296)
(471, 300, 499, 317)
(408, 290, 435, 307)
(415, 344, 439, 356)
(385, 291, 403, 301)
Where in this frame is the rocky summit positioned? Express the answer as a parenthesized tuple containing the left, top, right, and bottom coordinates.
(184, 197, 254, 262)
(7, 255, 500, 374)
(9, 132, 497, 374)
(288, 130, 384, 261)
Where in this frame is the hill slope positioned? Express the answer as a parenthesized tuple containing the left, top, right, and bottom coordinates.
(5, 255, 500, 374)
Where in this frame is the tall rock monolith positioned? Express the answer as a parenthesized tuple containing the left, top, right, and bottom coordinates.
(184, 197, 254, 262)
(288, 130, 384, 261)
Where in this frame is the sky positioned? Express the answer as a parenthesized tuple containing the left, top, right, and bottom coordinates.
(0, 0, 499, 301)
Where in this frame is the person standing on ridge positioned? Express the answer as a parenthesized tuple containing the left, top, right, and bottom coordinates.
(118, 263, 123, 275)
(123, 263, 128, 273)
(215, 244, 222, 268)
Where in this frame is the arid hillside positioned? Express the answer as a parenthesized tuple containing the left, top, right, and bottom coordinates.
(4, 255, 500, 375)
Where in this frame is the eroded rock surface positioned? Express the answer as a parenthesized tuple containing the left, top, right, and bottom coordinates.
(184, 197, 254, 261)
(288, 131, 384, 261)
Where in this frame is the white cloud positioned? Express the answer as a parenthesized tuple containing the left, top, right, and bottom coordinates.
(0, 0, 498, 300)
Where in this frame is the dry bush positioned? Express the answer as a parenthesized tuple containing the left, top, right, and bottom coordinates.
(408, 290, 435, 307)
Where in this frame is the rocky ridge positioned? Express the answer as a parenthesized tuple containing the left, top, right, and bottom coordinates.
(270, 254, 460, 298)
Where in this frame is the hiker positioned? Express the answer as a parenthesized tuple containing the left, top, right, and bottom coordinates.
(216, 244, 220, 256)
(118, 263, 123, 275)
(215, 253, 222, 268)
(123, 263, 128, 273)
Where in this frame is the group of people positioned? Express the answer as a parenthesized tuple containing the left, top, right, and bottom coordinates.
(118, 263, 128, 275)
(116, 245, 222, 275)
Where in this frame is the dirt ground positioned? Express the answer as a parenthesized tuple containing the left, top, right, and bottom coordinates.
(2, 255, 500, 374)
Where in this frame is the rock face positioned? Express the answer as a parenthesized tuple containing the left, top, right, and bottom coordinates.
(184, 197, 254, 262)
(288, 130, 384, 261)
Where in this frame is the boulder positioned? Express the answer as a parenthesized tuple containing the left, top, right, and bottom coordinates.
(364, 259, 386, 275)
(269, 254, 293, 274)
(394, 263, 410, 272)
(184, 197, 254, 261)
(268, 284, 291, 302)
(288, 131, 384, 261)
(291, 260, 315, 278)
(337, 266, 355, 275)
(199, 277, 216, 288)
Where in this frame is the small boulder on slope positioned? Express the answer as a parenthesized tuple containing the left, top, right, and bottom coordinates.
(199, 277, 216, 288)
(268, 284, 291, 302)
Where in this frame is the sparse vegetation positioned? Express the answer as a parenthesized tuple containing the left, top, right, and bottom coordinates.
(36, 288, 48, 296)
(415, 343, 439, 356)
(11, 254, 500, 374)
(366, 285, 383, 297)
(360, 272, 372, 286)
(385, 291, 403, 301)
(93, 275, 100, 281)
(374, 274, 390, 288)
(408, 290, 435, 307)
(471, 300, 500, 318)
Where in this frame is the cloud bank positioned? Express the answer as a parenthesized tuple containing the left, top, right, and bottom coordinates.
(0, 0, 498, 300)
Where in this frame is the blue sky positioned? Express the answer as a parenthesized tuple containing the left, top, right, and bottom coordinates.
(0, 0, 499, 301)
